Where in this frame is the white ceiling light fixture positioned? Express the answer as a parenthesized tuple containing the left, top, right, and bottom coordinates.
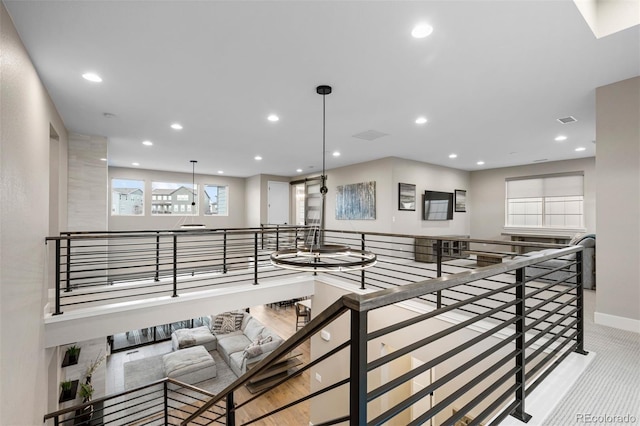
(217, 170, 224, 174)
(171, 123, 183, 130)
(449, 153, 457, 159)
(332, 151, 341, 157)
(296, 168, 303, 173)
(270, 85, 377, 272)
(415, 116, 428, 124)
(100, 158, 107, 162)
(132, 162, 140, 166)
(477, 161, 485, 165)
(555, 135, 568, 141)
(254, 155, 262, 161)
(82, 72, 102, 82)
(411, 23, 434, 38)
(575, 147, 586, 152)
(267, 114, 279, 122)
(142, 140, 153, 146)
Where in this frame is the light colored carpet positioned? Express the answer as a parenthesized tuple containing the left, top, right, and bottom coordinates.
(124, 348, 238, 395)
(545, 290, 640, 424)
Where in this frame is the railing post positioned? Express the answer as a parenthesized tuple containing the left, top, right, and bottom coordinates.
(254, 232, 259, 285)
(360, 234, 366, 290)
(350, 309, 368, 425)
(276, 225, 280, 251)
(261, 224, 264, 250)
(575, 250, 588, 355)
(511, 267, 532, 423)
(163, 381, 169, 425)
(436, 239, 442, 308)
(65, 235, 71, 292)
(172, 235, 178, 297)
(226, 391, 236, 426)
(155, 232, 160, 282)
(54, 239, 62, 315)
(223, 231, 228, 274)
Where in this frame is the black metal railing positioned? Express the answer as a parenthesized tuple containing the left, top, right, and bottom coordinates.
(181, 244, 586, 425)
(45, 227, 567, 316)
(44, 377, 226, 426)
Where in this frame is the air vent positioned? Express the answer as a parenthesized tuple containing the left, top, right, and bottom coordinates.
(352, 130, 389, 141)
(533, 158, 548, 163)
(557, 116, 577, 124)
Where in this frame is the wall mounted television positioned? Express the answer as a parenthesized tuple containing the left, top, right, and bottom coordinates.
(422, 190, 454, 220)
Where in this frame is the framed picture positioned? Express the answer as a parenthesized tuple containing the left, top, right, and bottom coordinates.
(398, 183, 416, 211)
(454, 189, 467, 213)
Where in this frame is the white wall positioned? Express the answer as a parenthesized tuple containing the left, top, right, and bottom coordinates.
(469, 157, 597, 240)
(245, 175, 261, 227)
(595, 76, 640, 331)
(323, 157, 471, 236)
(1, 3, 69, 423)
(109, 167, 246, 230)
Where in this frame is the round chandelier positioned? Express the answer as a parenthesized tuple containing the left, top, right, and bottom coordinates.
(270, 85, 377, 272)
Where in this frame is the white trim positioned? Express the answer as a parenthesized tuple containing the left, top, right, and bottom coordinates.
(594, 311, 640, 333)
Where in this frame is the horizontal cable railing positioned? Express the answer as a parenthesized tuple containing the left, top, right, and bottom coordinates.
(182, 244, 586, 425)
(44, 377, 226, 426)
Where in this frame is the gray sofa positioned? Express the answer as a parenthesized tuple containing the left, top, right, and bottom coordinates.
(171, 311, 284, 377)
(510, 234, 595, 290)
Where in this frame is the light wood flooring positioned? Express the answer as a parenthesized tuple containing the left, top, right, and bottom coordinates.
(105, 302, 311, 425)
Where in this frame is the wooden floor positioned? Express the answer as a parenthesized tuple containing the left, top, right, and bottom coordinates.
(106, 302, 311, 425)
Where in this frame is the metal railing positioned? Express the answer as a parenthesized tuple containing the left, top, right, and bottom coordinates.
(44, 377, 226, 426)
(45, 227, 567, 316)
(181, 245, 586, 425)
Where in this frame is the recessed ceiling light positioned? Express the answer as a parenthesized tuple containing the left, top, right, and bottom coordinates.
(218, 170, 224, 174)
(132, 162, 140, 166)
(170, 123, 183, 130)
(267, 114, 279, 122)
(254, 156, 262, 161)
(100, 158, 107, 162)
(555, 135, 568, 141)
(82, 72, 102, 83)
(575, 147, 586, 152)
(477, 161, 485, 165)
(332, 151, 341, 157)
(415, 117, 428, 124)
(449, 153, 457, 159)
(411, 23, 434, 39)
(142, 140, 153, 146)
(296, 168, 303, 173)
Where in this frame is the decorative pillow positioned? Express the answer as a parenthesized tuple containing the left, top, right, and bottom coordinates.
(232, 312, 244, 330)
(212, 312, 236, 334)
(243, 335, 273, 359)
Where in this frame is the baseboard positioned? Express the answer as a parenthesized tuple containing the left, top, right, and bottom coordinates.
(594, 311, 640, 333)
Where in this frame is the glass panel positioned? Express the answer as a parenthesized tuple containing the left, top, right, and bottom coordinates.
(111, 178, 144, 216)
(204, 185, 229, 216)
(151, 182, 197, 216)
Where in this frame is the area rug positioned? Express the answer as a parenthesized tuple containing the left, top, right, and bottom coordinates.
(124, 349, 238, 395)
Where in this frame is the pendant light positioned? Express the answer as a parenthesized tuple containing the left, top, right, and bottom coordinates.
(270, 85, 377, 272)
(180, 160, 205, 229)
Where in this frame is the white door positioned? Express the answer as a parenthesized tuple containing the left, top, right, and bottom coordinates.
(268, 181, 290, 224)
(411, 357, 433, 425)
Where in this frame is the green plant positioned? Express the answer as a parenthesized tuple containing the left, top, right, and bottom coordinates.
(60, 380, 72, 393)
(78, 382, 94, 402)
(85, 351, 106, 378)
(66, 345, 80, 357)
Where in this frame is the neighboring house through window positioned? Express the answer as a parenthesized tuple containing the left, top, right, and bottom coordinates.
(204, 184, 229, 216)
(111, 178, 144, 215)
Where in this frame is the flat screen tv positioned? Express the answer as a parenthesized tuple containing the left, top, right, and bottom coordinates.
(422, 190, 454, 220)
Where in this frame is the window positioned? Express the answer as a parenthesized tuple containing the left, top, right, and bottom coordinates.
(111, 179, 144, 216)
(204, 185, 229, 216)
(151, 182, 198, 216)
(506, 173, 584, 229)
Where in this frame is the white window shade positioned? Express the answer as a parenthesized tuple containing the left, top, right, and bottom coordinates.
(507, 173, 583, 198)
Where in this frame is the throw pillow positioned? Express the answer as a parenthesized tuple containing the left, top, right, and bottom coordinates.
(243, 335, 273, 359)
(232, 312, 244, 330)
(219, 313, 236, 333)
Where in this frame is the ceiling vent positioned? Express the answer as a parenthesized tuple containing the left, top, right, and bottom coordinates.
(352, 130, 389, 141)
(557, 116, 577, 124)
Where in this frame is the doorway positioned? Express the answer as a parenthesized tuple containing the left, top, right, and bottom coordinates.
(267, 181, 290, 224)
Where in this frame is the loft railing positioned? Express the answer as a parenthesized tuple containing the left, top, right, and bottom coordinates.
(44, 226, 565, 316)
(44, 377, 226, 426)
(181, 245, 586, 425)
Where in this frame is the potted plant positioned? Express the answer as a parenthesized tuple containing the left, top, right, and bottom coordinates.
(66, 345, 81, 365)
(84, 351, 106, 384)
(78, 382, 94, 403)
(60, 380, 74, 400)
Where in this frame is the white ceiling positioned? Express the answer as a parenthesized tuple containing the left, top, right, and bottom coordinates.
(4, 1, 639, 177)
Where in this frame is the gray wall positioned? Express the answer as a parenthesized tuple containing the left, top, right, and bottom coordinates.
(323, 157, 471, 236)
(0, 3, 69, 423)
(109, 167, 246, 230)
(469, 157, 597, 240)
(595, 76, 640, 331)
(68, 134, 108, 232)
